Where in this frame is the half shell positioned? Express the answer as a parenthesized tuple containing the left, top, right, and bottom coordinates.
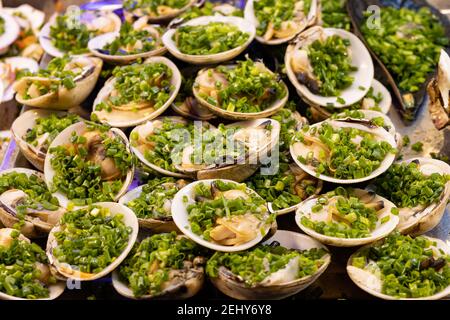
(285, 26, 374, 107)
(162, 15, 256, 64)
(290, 119, 397, 184)
(39, 11, 122, 58)
(44, 122, 135, 208)
(112, 235, 204, 300)
(92, 56, 181, 128)
(171, 179, 273, 252)
(124, 0, 197, 23)
(427, 49, 450, 130)
(88, 17, 167, 64)
(0, 57, 39, 103)
(14, 56, 103, 110)
(0, 12, 20, 55)
(393, 158, 450, 236)
(46, 202, 139, 281)
(209, 230, 331, 300)
(0, 228, 65, 300)
(193, 63, 288, 120)
(295, 188, 399, 247)
(347, 235, 450, 300)
(244, 0, 319, 45)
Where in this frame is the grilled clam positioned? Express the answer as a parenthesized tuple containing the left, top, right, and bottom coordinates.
(112, 233, 205, 299)
(427, 49, 450, 130)
(119, 178, 189, 232)
(0, 57, 38, 103)
(244, 0, 319, 45)
(92, 56, 181, 128)
(0, 12, 20, 55)
(46, 202, 139, 281)
(0, 168, 65, 239)
(11, 109, 81, 171)
(171, 179, 274, 252)
(290, 118, 397, 184)
(193, 59, 288, 120)
(285, 26, 373, 107)
(295, 188, 399, 247)
(14, 56, 103, 110)
(123, 0, 197, 23)
(371, 157, 450, 236)
(0, 228, 65, 300)
(162, 15, 255, 64)
(39, 10, 121, 57)
(208, 230, 330, 300)
(89, 17, 167, 64)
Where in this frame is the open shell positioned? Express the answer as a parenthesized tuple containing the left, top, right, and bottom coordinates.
(124, 0, 197, 23)
(88, 17, 167, 64)
(0, 168, 65, 239)
(130, 116, 201, 179)
(39, 12, 122, 58)
(309, 79, 392, 122)
(118, 179, 190, 232)
(171, 179, 273, 252)
(174, 118, 281, 182)
(347, 236, 450, 300)
(285, 26, 374, 107)
(193, 63, 288, 120)
(3, 4, 45, 35)
(244, 0, 319, 45)
(14, 56, 103, 110)
(427, 49, 450, 130)
(44, 122, 135, 208)
(290, 119, 397, 184)
(295, 188, 399, 247)
(0, 57, 39, 103)
(46, 202, 138, 281)
(0, 12, 20, 55)
(11, 109, 71, 171)
(112, 235, 204, 300)
(92, 56, 181, 128)
(267, 163, 323, 215)
(162, 15, 256, 64)
(209, 230, 331, 300)
(171, 96, 216, 120)
(347, 0, 450, 122)
(392, 158, 450, 236)
(0, 228, 65, 300)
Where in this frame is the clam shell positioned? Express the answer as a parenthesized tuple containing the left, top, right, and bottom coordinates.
(118, 184, 180, 233)
(308, 79, 392, 122)
(171, 98, 216, 121)
(290, 119, 397, 184)
(4, 4, 45, 34)
(46, 202, 138, 281)
(39, 12, 122, 58)
(0, 168, 63, 239)
(347, 236, 450, 300)
(176, 118, 281, 182)
(11, 109, 69, 171)
(244, 0, 319, 45)
(14, 57, 103, 110)
(0, 228, 65, 300)
(285, 26, 374, 107)
(88, 18, 167, 64)
(111, 235, 204, 300)
(193, 64, 288, 120)
(295, 188, 399, 247)
(209, 230, 331, 300)
(130, 116, 202, 178)
(427, 49, 450, 130)
(162, 15, 256, 65)
(267, 163, 323, 216)
(93, 57, 181, 128)
(394, 157, 450, 236)
(44, 122, 135, 208)
(124, 0, 197, 23)
(1, 57, 39, 103)
(0, 12, 20, 55)
(171, 179, 273, 252)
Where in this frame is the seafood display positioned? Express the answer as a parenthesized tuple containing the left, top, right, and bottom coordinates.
(0, 0, 449, 301)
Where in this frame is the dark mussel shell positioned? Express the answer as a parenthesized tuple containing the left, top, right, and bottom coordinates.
(346, 0, 450, 123)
